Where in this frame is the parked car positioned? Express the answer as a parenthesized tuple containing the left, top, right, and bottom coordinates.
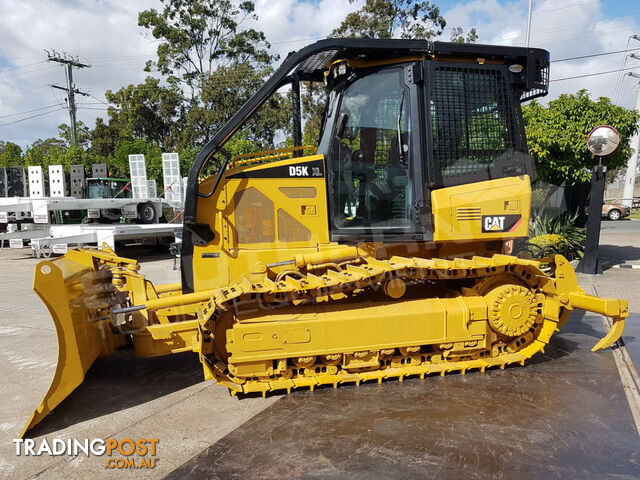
(602, 202, 631, 221)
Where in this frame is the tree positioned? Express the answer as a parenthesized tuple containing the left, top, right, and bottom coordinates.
(179, 62, 291, 148)
(302, 84, 326, 146)
(23, 138, 67, 169)
(449, 26, 478, 43)
(522, 89, 640, 185)
(331, 0, 476, 41)
(104, 77, 184, 150)
(332, 0, 445, 39)
(88, 118, 120, 158)
(138, 0, 274, 100)
(58, 121, 91, 148)
(112, 138, 163, 181)
(0, 141, 23, 167)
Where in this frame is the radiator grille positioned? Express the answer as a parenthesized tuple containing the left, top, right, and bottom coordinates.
(456, 207, 482, 221)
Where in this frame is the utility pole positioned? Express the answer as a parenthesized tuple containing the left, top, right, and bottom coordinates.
(622, 71, 640, 208)
(45, 50, 90, 145)
(622, 37, 640, 209)
(525, 0, 534, 47)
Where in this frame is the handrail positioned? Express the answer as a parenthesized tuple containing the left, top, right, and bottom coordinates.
(230, 145, 317, 167)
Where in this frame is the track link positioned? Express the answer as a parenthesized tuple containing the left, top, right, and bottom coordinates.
(197, 254, 563, 396)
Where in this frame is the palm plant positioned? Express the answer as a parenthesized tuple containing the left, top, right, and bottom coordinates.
(527, 209, 585, 260)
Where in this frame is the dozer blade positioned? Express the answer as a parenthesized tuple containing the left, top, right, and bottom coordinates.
(21, 251, 122, 437)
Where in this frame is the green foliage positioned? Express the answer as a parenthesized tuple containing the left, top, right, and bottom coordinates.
(330, 0, 476, 42)
(104, 77, 183, 149)
(110, 138, 162, 180)
(331, 0, 445, 39)
(138, 0, 274, 97)
(58, 121, 91, 148)
(23, 138, 67, 169)
(528, 210, 585, 260)
(184, 63, 290, 149)
(528, 234, 572, 257)
(302, 84, 326, 146)
(88, 118, 120, 158)
(449, 26, 478, 43)
(522, 90, 640, 185)
(0, 141, 23, 167)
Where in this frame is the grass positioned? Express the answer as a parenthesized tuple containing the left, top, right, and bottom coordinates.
(629, 210, 640, 220)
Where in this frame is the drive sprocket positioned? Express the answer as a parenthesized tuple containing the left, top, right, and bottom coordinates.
(484, 284, 537, 337)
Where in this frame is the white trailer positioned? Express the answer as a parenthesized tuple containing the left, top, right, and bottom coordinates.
(0, 223, 50, 250)
(28, 223, 183, 258)
(0, 196, 181, 224)
(1, 154, 186, 255)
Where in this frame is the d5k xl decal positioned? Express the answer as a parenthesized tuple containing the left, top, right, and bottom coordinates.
(227, 159, 324, 179)
(481, 214, 522, 233)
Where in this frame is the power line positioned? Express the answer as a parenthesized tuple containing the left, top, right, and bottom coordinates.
(0, 104, 61, 119)
(550, 65, 640, 82)
(77, 106, 118, 111)
(0, 60, 47, 75)
(554, 47, 640, 63)
(613, 38, 633, 103)
(614, 35, 640, 103)
(87, 93, 112, 106)
(0, 107, 64, 127)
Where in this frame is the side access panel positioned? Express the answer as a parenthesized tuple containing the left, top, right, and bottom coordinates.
(431, 176, 531, 242)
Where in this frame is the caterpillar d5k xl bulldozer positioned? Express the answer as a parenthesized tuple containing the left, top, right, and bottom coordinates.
(22, 39, 629, 436)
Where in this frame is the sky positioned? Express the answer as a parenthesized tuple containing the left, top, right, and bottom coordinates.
(0, 0, 639, 149)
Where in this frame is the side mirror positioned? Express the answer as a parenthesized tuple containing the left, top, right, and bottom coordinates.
(335, 113, 349, 139)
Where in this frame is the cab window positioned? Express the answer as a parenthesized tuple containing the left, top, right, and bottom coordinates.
(328, 68, 412, 229)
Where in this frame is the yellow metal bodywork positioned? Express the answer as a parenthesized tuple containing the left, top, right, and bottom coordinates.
(192, 155, 332, 291)
(192, 156, 533, 291)
(22, 250, 127, 437)
(226, 296, 490, 367)
(21, 154, 630, 436)
(431, 175, 531, 242)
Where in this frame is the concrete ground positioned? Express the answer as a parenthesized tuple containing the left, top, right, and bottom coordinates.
(168, 312, 640, 480)
(590, 218, 640, 312)
(0, 221, 639, 479)
(0, 246, 279, 479)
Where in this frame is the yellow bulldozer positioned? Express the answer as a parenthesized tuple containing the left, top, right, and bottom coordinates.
(22, 39, 628, 436)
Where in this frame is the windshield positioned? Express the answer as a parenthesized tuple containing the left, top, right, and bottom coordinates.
(87, 181, 110, 199)
(322, 67, 413, 229)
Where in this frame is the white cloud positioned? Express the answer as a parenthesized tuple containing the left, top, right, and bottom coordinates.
(0, 0, 159, 148)
(0, 0, 359, 149)
(441, 0, 640, 108)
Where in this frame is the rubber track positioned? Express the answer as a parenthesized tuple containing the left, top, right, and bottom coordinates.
(201, 254, 562, 395)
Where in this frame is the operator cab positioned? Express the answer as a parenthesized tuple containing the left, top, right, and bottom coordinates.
(319, 65, 412, 231)
(181, 39, 549, 293)
(317, 51, 540, 241)
(86, 178, 132, 199)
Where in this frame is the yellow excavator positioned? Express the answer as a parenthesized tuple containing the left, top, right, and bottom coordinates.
(22, 39, 629, 436)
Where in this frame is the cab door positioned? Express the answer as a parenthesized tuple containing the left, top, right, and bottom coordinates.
(324, 64, 429, 242)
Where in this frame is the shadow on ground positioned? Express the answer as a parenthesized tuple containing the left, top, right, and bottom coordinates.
(598, 244, 640, 269)
(25, 351, 203, 437)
